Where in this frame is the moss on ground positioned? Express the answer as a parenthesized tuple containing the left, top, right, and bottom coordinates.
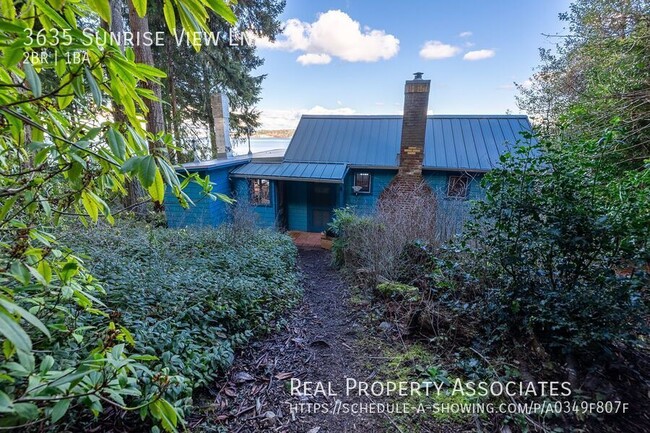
(354, 328, 479, 432)
(376, 281, 421, 302)
(379, 344, 477, 427)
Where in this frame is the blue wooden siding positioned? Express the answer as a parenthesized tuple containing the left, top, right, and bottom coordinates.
(165, 164, 486, 230)
(423, 171, 482, 236)
(165, 166, 233, 228)
(232, 178, 278, 228)
(423, 171, 484, 201)
(338, 169, 485, 216)
(343, 169, 396, 215)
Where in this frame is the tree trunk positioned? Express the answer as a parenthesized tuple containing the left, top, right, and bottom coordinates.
(203, 63, 217, 158)
(127, 0, 165, 149)
(105, 1, 126, 125)
(166, 38, 181, 164)
(127, 0, 165, 212)
(108, 0, 147, 216)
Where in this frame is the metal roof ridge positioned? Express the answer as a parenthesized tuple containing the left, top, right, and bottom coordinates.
(279, 160, 348, 165)
(300, 114, 403, 119)
(242, 160, 284, 164)
(239, 160, 348, 165)
(233, 161, 348, 167)
(427, 114, 529, 119)
(299, 114, 530, 119)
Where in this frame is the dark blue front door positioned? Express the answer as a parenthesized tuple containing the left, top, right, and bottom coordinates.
(308, 183, 336, 232)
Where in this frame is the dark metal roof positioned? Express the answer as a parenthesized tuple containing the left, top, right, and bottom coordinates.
(178, 154, 251, 171)
(251, 148, 286, 162)
(283, 115, 532, 171)
(177, 148, 286, 172)
(231, 162, 347, 183)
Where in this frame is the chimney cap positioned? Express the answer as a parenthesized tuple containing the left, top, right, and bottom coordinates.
(413, 72, 424, 80)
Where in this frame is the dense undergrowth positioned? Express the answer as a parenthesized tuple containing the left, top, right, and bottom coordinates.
(330, 136, 649, 433)
(329, 1, 649, 430)
(51, 220, 301, 431)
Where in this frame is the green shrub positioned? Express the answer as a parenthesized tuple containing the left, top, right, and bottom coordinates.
(328, 207, 374, 268)
(466, 133, 648, 355)
(0, 0, 234, 428)
(61, 221, 301, 417)
(0, 226, 188, 432)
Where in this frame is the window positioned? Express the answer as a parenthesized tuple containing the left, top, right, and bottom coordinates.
(250, 179, 270, 205)
(447, 175, 470, 199)
(353, 172, 371, 193)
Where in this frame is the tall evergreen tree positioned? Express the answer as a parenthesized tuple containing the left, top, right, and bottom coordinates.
(149, 0, 285, 160)
(127, 0, 167, 151)
(105, 0, 147, 214)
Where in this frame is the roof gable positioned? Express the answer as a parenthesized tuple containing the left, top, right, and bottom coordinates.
(284, 114, 532, 171)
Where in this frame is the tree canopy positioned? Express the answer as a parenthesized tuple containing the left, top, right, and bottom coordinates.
(148, 0, 285, 161)
(0, 0, 244, 430)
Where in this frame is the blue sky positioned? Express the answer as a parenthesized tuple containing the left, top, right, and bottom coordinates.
(251, 0, 572, 129)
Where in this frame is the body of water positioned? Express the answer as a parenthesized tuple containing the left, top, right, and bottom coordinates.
(232, 138, 291, 156)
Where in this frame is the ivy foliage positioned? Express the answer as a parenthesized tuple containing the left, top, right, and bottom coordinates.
(63, 222, 301, 402)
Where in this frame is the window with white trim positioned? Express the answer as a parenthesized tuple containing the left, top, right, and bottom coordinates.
(447, 175, 470, 199)
(353, 172, 371, 193)
(250, 179, 270, 205)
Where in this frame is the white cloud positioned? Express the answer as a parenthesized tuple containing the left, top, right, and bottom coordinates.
(250, 10, 399, 64)
(419, 40, 461, 60)
(305, 105, 356, 115)
(250, 19, 310, 51)
(463, 49, 496, 61)
(297, 53, 331, 65)
(459, 31, 473, 38)
(258, 109, 302, 130)
(259, 105, 356, 129)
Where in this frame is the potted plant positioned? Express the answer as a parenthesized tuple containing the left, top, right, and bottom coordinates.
(320, 228, 336, 250)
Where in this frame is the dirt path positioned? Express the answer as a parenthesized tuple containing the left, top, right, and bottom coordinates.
(202, 247, 387, 433)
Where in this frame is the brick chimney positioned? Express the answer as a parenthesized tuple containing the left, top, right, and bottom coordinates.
(398, 72, 430, 177)
(210, 93, 233, 159)
(380, 74, 432, 202)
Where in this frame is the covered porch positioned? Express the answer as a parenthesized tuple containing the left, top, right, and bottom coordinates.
(230, 162, 348, 233)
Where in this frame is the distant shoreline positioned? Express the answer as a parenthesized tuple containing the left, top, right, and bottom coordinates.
(251, 129, 294, 139)
(232, 137, 290, 156)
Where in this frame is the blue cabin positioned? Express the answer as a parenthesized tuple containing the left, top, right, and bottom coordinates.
(164, 156, 250, 228)
(165, 76, 533, 232)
